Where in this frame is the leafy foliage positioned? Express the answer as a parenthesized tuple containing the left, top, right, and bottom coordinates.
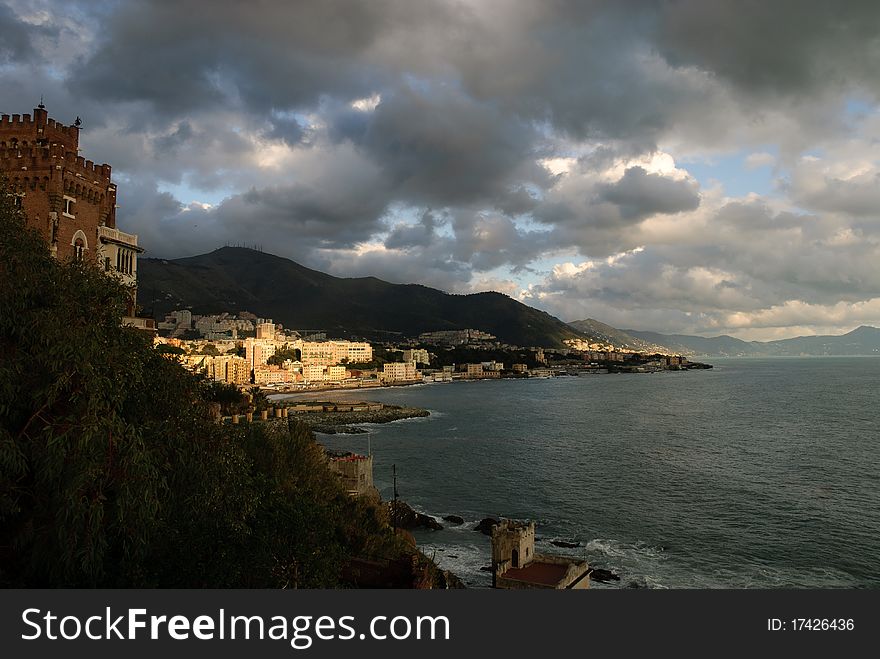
(266, 344, 299, 365)
(0, 189, 412, 587)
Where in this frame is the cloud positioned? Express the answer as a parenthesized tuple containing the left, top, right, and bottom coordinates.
(598, 166, 700, 220)
(4, 0, 880, 338)
(0, 3, 57, 64)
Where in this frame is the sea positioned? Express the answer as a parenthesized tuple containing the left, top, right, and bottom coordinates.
(284, 357, 880, 588)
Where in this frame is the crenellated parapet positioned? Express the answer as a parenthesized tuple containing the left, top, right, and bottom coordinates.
(0, 107, 80, 151)
(0, 145, 111, 181)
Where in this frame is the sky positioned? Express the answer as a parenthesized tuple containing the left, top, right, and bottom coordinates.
(3, 0, 880, 340)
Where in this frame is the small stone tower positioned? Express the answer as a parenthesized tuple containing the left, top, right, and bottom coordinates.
(491, 520, 536, 587)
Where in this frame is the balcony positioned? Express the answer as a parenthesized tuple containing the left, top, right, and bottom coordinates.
(98, 225, 143, 252)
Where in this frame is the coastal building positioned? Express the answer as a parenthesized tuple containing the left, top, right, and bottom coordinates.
(381, 361, 419, 383)
(253, 365, 290, 385)
(299, 340, 373, 367)
(491, 520, 590, 590)
(326, 365, 348, 381)
(194, 314, 254, 338)
(465, 363, 485, 378)
(205, 354, 250, 385)
(402, 348, 430, 365)
(418, 329, 496, 346)
(256, 321, 275, 340)
(326, 451, 376, 498)
(1, 104, 150, 329)
(158, 309, 193, 335)
(512, 363, 528, 373)
(245, 337, 276, 371)
(302, 364, 327, 382)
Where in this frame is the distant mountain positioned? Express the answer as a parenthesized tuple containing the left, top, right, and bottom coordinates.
(137, 247, 585, 347)
(761, 325, 880, 356)
(568, 319, 678, 353)
(622, 330, 754, 356)
(624, 326, 880, 356)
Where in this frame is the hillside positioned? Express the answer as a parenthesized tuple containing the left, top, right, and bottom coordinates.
(624, 326, 880, 356)
(622, 330, 754, 356)
(761, 325, 880, 356)
(568, 319, 679, 353)
(137, 247, 585, 347)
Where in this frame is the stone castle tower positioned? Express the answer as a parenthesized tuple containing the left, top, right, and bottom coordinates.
(491, 520, 536, 586)
(1, 104, 144, 320)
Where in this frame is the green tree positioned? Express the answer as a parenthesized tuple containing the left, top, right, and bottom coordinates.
(0, 187, 420, 588)
(1, 190, 166, 585)
(266, 344, 298, 365)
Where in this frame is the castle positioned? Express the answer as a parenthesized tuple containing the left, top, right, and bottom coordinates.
(1, 104, 149, 328)
(491, 520, 591, 589)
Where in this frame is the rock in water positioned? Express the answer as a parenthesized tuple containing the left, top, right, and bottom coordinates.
(588, 567, 620, 583)
(388, 500, 443, 531)
(473, 517, 500, 535)
(551, 540, 580, 548)
(443, 515, 465, 525)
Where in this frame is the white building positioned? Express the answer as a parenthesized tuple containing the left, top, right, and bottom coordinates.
(326, 365, 348, 381)
(256, 322, 275, 340)
(403, 348, 430, 365)
(245, 337, 276, 370)
(381, 361, 419, 383)
(300, 340, 372, 366)
(302, 364, 327, 382)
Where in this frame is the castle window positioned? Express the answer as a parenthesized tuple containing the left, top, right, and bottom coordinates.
(63, 195, 76, 219)
(71, 230, 88, 262)
(104, 257, 111, 271)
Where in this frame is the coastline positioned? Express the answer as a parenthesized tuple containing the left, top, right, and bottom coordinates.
(278, 401, 430, 434)
(263, 357, 714, 398)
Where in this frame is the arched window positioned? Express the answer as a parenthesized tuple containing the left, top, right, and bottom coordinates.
(71, 230, 88, 262)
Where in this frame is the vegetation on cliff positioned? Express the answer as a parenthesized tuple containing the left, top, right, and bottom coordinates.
(0, 190, 445, 588)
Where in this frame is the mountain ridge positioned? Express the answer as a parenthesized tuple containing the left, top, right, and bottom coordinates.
(138, 246, 587, 347)
(623, 326, 880, 356)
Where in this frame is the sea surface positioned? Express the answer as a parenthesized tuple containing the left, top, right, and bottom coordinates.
(287, 358, 880, 588)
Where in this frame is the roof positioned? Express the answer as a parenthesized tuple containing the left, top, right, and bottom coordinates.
(502, 562, 570, 587)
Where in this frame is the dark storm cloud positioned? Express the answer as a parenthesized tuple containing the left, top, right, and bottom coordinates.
(653, 0, 880, 97)
(66, 0, 461, 120)
(598, 167, 700, 221)
(0, 4, 55, 64)
(5, 0, 880, 337)
(354, 85, 549, 207)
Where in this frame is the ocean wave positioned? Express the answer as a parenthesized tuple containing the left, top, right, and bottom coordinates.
(585, 538, 667, 559)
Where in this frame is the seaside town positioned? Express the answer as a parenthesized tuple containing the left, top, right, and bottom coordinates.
(152, 311, 707, 394)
